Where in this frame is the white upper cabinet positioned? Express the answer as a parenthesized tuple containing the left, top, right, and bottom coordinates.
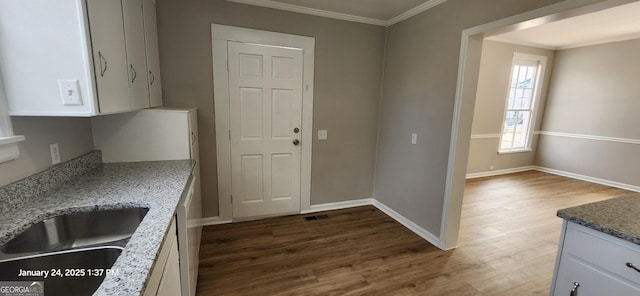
(0, 0, 161, 116)
(86, 0, 131, 114)
(122, 0, 150, 110)
(143, 0, 163, 108)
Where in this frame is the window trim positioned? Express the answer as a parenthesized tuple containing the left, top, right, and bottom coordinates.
(0, 75, 25, 163)
(498, 52, 547, 154)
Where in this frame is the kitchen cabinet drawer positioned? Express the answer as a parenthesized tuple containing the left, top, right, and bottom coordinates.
(551, 222, 640, 295)
(553, 255, 640, 296)
(563, 223, 640, 286)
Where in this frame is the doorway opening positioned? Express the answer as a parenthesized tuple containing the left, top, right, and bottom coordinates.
(442, 0, 639, 249)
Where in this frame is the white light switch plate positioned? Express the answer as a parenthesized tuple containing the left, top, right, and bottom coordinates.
(411, 133, 417, 145)
(58, 79, 83, 106)
(318, 130, 328, 140)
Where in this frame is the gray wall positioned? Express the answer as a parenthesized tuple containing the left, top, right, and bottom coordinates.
(156, 0, 386, 217)
(536, 38, 640, 188)
(467, 40, 555, 175)
(0, 117, 94, 187)
(374, 0, 564, 237)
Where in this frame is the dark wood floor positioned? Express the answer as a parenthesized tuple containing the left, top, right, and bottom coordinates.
(196, 171, 632, 295)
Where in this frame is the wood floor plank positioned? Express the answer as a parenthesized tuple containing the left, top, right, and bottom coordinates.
(196, 171, 632, 295)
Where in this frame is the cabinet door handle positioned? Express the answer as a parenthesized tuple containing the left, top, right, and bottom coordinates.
(149, 70, 155, 86)
(570, 282, 579, 296)
(98, 52, 108, 77)
(130, 64, 137, 83)
(626, 262, 640, 273)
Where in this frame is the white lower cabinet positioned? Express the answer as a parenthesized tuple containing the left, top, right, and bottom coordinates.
(551, 222, 640, 295)
(156, 236, 181, 296)
(143, 219, 180, 296)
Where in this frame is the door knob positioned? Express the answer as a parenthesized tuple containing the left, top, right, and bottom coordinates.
(570, 282, 580, 296)
(293, 139, 300, 146)
(293, 127, 300, 134)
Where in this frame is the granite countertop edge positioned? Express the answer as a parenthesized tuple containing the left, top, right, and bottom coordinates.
(0, 155, 192, 296)
(557, 195, 640, 246)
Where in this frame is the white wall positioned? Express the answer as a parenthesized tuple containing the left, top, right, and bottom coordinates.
(467, 40, 555, 176)
(374, 0, 566, 241)
(536, 38, 640, 190)
(0, 117, 94, 187)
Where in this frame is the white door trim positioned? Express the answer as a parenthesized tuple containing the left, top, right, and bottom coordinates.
(212, 24, 315, 221)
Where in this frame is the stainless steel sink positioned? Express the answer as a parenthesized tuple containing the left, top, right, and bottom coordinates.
(0, 246, 123, 295)
(1, 207, 148, 257)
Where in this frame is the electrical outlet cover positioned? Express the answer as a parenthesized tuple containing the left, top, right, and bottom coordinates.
(50, 143, 61, 165)
(318, 130, 328, 140)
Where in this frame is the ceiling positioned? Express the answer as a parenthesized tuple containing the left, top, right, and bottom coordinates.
(487, 1, 640, 50)
(227, 0, 447, 26)
(228, 0, 640, 48)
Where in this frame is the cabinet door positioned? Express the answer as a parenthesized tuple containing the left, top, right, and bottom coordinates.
(554, 256, 640, 296)
(123, 0, 150, 110)
(188, 111, 199, 162)
(87, 0, 130, 114)
(143, 0, 163, 107)
(156, 236, 181, 296)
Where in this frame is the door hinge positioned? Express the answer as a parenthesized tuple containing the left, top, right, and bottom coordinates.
(226, 59, 229, 72)
(228, 130, 232, 140)
(230, 195, 233, 204)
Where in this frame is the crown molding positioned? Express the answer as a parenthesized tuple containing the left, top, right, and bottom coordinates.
(227, 0, 387, 26)
(226, 0, 449, 27)
(386, 0, 449, 26)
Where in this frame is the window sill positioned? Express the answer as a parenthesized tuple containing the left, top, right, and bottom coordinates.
(0, 135, 25, 163)
(497, 148, 532, 155)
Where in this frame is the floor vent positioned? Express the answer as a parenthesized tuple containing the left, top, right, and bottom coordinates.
(304, 214, 329, 221)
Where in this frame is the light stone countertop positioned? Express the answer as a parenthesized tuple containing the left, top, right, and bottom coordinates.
(557, 195, 640, 245)
(0, 153, 192, 295)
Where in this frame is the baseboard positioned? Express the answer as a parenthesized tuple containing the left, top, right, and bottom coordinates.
(534, 166, 640, 193)
(203, 198, 444, 250)
(302, 198, 444, 249)
(200, 216, 232, 226)
(466, 166, 536, 179)
(371, 200, 444, 250)
(301, 198, 374, 214)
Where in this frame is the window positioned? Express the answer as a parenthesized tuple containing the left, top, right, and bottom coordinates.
(499, 53, 546, 153)
(0, 76, 25, 163)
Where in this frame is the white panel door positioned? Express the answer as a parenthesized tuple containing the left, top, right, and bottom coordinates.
(228, 41, 303, 218)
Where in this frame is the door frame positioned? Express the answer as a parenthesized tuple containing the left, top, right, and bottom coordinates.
(441, 0, 637, 249)
(212, 24, 315, 221)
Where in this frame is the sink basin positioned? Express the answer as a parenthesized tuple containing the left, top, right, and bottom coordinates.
(0, 246, 123, 296)
(1, 207, 148, 256)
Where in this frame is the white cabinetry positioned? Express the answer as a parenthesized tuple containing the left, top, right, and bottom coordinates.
(91, 108, 197, 163)
(143, 0, 163, 108)
(0, 0, 162, 116)
(143, 219, 181, 296)
(122, 0, 151, 111)
(551, 222, 640, 295)
(86, 0, 130, 114)
(177, 175, 202, 296)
